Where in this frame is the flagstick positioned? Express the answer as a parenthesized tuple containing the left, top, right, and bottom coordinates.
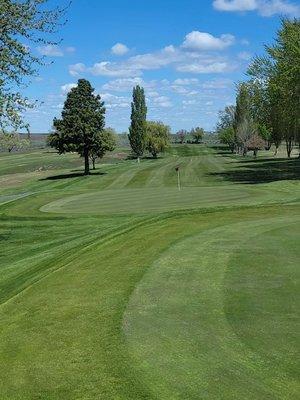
(177, 168, 181, 191)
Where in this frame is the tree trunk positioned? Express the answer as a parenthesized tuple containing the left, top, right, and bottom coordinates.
(286, 139, 293, 158)
(92, 158, 96, 170)
(84, 149, 90, 175)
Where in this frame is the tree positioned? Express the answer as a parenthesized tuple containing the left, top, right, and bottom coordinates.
(90, 127, 116, 170)
(258, 124, 272, 150)
(128, 85, 147, 161)
(246, 133, 266, 158)
(0, 0, 68, 131)
(48, 79, 106, 175)
(234, 83, 255, 155)
(248, 18, 300, 158)
(218, 127, 235, 153)
(216, 105, 236, 132)
(146, 121, 170, 158)
(191, 127, 204, 144)
(0, 132, 29, 152)
(176, 129, 187, 144)
(216, 105, 237, 151)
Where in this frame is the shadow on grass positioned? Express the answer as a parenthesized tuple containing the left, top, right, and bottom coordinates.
(41, 171, 107, 180)
(210, 157, 300, 184)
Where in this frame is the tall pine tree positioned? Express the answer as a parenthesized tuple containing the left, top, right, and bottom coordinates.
(128, 85, 147, 161)
(48, 79, 105, 175)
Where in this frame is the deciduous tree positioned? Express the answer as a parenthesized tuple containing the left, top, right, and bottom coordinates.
(128, 85, 147, 161)
(146, 121, 170, 158)
(191, 127, 204, 144)
(0, 0, 68, 131)
(90, 127, 116, 170)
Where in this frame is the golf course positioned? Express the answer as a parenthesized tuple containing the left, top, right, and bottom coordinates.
(0, 144, 299, 399)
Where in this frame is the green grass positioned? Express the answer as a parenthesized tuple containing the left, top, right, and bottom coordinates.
(0, 144, 299, 399)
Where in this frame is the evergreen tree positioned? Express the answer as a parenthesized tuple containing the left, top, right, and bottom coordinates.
(128, 85, 147, 161)
(48, 79, 105, 175)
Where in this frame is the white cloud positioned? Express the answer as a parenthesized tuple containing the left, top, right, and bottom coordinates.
(37, 45, 64, 57)
(182, 31, 235, 51)
(213, 0, 257, 11)
(111, 43, 129, 56)
(177, 62, 231, 73)
(213, 0, 300, 17)
(100, 93, 131, 109)
(89, 61, 139, 77)
(102, 78, 145, 91)
(258, 0, 300, 16)
(71, 30, 236, 79)
(37, 45, 76, 57)
(69, 63, 86, 77)
(201, 78, 234, 89)
(61, 83, 77, 94)
(152, 96, 172, 108)
(173, 78, 199, 85)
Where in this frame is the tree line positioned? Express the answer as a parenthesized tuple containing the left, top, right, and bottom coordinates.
(217, 18, 300, 158)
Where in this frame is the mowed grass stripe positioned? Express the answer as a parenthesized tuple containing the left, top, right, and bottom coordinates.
(124, 215, 300, 400)
(40, 186, 256, 215)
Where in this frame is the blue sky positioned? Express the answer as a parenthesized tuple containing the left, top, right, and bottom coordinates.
(23, 0, 300, 133)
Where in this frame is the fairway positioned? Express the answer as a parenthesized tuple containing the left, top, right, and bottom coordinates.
(0, 145, 299, 399)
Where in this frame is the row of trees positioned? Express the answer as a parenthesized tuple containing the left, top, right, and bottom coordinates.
(0, 132, 29, 153)
(176, 127, 204, 144)
(217, 18, 300, 158)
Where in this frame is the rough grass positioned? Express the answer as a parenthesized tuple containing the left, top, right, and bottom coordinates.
(0, 144, 299, 399)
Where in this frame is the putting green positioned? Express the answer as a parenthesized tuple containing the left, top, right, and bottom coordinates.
(124, 215, 300, 399)
(40, 185, 289, 215)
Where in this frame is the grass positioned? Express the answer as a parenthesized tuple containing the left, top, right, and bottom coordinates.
(0, 144, 299, 399)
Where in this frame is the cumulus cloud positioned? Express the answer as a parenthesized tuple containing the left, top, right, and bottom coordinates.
(182, 31, 235, 51)
(70, 30, 236, 79)
(177, 62, 231, 74)
(61, 83, 77, 94)
(69, 63, 86, 77)
(100, 93, 131, 109)
(213, 0, 300, 17)
(111, 43, 129, 55)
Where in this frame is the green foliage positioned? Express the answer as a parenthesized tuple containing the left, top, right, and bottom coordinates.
(218, 127, 235, 152)
(190, 127, 204, 143)
(216, 105, 236, 132)
(128, 85, 147, 158)
(0, 132, 30, 152)
(90, 127, 117, 169)
(48, 79, 106, 175)
(248, 18, 300, 157)
(0, 0, 68, 130)
(146, 121, 170, 158)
